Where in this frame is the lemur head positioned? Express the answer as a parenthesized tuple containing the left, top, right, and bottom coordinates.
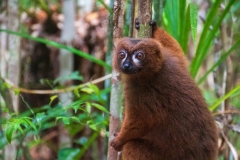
(113, 38, 163, 77)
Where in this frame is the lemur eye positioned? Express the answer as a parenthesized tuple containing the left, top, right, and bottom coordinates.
(118, 52, 126, 59)
(136, 52, 145, 60)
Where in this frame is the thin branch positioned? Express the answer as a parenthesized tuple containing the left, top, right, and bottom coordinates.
(221, 23, 233, 112)
(2, 74, 112, 95)
(220, 129, 238, 160)
(213, 110, 240, 117)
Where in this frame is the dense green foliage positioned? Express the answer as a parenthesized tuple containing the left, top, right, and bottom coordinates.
(1, 0, 240, 159)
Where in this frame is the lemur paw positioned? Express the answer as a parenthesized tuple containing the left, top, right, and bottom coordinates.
(110, 136, 123, 151)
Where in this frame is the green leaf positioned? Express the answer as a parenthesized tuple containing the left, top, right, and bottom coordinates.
(3, 82, 11, 89)
(77, 131, 100, 159)
(88, 84, 100, 97)
(190, 0, 237, 78)
(85, 102, 91, 114)
(70, 117, 80, 123)
(36, 113, 46, 123)
(190, 0, 222, 77)
(163, 0, 181, 41)
(88, 123, 98, 131)
(73, 88, 81, 98)
(209, 84, 240, 111)
(0, 29, 111, 70)
(62, 117, 70, 125)
(65, 100, 83, 112)
(189, 3, 198, 44)
(50, 95, 58, 105)
(5, 125, 14, 143)
(198, 38, 240, 84)
(81, 87, 94, 94)
(14, 89, 20, 95)
(23, 118, 37, 131)
(91, 103, 109, 113)
(179, 3, 190, 54)
(97, 0, 111, 12)
(58, 148, 81, 160)
(5, 116, 37, 143)
(15, 124, 24, 134)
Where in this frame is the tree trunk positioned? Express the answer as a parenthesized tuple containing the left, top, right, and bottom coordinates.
(58, 0, 75, 149)
(107, 0, 124, 159)
(108, 0, 153, 159)
(137, 0, 152, 38)
(4, 0, 20, 159)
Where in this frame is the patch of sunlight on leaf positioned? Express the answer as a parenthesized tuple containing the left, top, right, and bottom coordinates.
(49, 95, 58, 105)
(36, 113, 46, 123)
(85, 102, 91, 114)
(91, 103, 109, 113)
(73, 88, 81, 98)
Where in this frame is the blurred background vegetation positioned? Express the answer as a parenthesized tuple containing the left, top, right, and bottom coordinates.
(0, 0, 240, 159)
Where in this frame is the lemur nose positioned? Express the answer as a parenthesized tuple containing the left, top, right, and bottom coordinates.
(123, 63, 130, 69)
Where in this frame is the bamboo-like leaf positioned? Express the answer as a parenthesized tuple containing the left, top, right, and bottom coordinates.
(209, 84, 240, 111)
(189, 3, 198, 44)
(190, 0, 222, 77)
(191, 0, 237, 78)
(198, 38, 240, 85)
(179, 0, 186, 44)
(163, 0, 181, 41)
(0, 29, 111, 70)
(180, 3, 190, 53)
(192, 0, 236, 78)
(163, 1, 198, 55)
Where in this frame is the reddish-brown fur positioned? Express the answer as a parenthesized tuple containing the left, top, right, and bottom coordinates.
(111, 26, 218, 160)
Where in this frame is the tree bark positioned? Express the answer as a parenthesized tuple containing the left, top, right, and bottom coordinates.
(108, 0, 153, 159)
(58, 0, 75, 149)
(137, 0, 152, 38)
(4, 0, 20, 159)
(107, 0, 124, 159)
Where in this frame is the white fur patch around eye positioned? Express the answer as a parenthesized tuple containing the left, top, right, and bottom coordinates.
(132, 52, 144, 66)
(120, 53, 128, 65)
(132, 55, 141, 65)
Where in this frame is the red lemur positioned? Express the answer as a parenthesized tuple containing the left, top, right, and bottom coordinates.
(110, 20, 218, 160)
